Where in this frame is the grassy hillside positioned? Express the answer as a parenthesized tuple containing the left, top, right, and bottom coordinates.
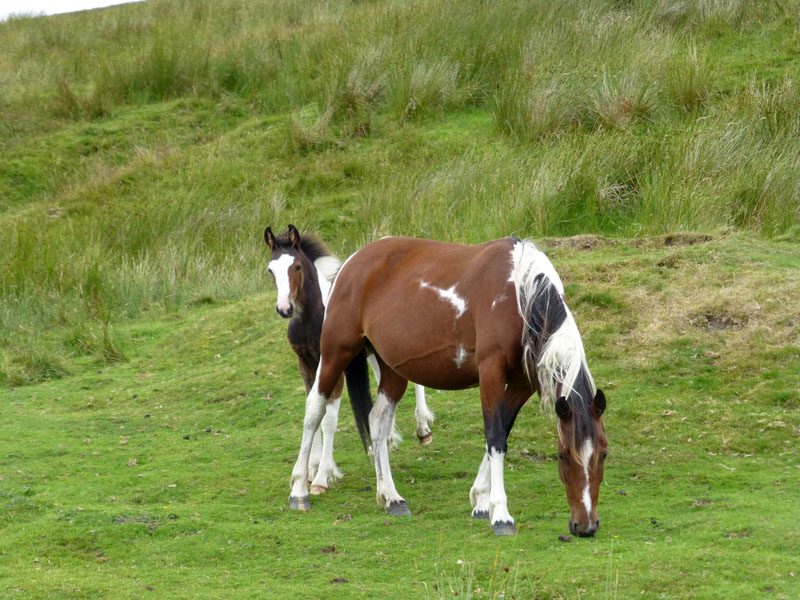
(1, 0, 799, 598)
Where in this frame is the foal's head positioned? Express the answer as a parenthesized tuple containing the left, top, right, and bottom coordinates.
(264, 224, 313, 319)
(555, 386, 607, 538)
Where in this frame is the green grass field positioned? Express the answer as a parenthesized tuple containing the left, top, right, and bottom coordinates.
(1, 0, 799, 598)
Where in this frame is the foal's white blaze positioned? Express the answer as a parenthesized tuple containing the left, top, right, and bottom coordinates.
(269, 254, 297, 312)
(420, 281, 467, 318)
(580, 437, 594, 517)
(454, 345, 468, 368)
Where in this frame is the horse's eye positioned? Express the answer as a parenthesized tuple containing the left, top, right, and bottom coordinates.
(294, 265, 302, 272)
(601, 452, 608, 461)
(557, 453, 567, 462)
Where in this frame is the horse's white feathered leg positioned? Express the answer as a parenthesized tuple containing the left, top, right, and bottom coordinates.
(289, 377, 327, 510)
(370, 392, 409, 515)
(469, 452, 491, 519)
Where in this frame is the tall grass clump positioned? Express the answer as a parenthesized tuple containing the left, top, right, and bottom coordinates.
(666, 45, 714, 113)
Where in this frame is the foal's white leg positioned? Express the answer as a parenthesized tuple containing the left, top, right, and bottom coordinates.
(289, 379, 328, 510)
(469, 452, 491, 520)
(488, 448, 516, 535)
(309, 394, 343, 494)
(369, 392, 410, 516)
(414, 384, 434, 445)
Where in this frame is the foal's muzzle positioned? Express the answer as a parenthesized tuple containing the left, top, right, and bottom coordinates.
(276, 305, 293, 318)
(570, 518, 599, 538)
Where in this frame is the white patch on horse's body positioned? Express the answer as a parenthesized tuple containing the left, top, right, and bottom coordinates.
(314, 255, 342, 307)
(419, 281, 467, 318)
(509, 240, 594, 410)
(268, 253, 297, 312)
(491, 292, 508, 311)
(454, 345, 468, 368)
(580, 437, 594, 516)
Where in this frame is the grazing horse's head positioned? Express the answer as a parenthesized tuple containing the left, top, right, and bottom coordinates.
(264, 224, 309, 319)
(555, 387, 607, 538)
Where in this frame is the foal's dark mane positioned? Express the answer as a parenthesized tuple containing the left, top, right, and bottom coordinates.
(273, 231, 334, 264)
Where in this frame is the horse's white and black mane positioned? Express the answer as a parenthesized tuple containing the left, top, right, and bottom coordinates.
(511, 239, 598, 463)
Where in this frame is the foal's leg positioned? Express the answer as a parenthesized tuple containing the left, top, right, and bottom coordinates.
(370, 365, 411, 516)
(368, 353, 402, 450)
(469, 452, 491, 520)
(414, 384, 435, 445)
(310, 375, 345, 494)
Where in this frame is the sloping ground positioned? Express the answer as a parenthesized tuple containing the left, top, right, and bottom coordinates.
(1, 234, 797, 599)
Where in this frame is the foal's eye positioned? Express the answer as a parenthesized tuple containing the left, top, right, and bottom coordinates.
(294, 265, 302, 272)
(557, 453, 568, 462)
(601, 452, 608, 461)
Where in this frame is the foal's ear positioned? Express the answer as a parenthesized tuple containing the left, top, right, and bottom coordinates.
(287, 224, 300, 248)
(264, 227, 276, 250)
(592, 389, 606, 418)
(555, 397, 571, 421)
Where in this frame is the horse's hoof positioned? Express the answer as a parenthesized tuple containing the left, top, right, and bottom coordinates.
(472, 509, 490, 520)
(418, 434, 433, 446)
(386, 500, 412, 517)
(491, 521, 517, 536)
(289, 495, 311, 511)
(309, 485, 327, 495)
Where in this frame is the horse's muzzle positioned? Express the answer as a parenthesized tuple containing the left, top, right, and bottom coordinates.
(276, 305, 293, 318)
(570, 519, 599, 538)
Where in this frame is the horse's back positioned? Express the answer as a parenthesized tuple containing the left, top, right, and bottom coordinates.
(324, 236, 523, 389)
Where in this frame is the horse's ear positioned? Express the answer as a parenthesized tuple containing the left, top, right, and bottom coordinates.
(287, 224, 300, 248)
(264, 227, 276, 250)
(555, 397, 570, 421)
(592, 389, 606, 417)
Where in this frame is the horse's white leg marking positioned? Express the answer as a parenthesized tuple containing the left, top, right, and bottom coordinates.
(268, 254, 296, 313)
(289, 376, 328, 508)
(419, 281, 467, 318)
(488, 448, 514, 527)
(369, 392, 406, 510)
(414, 384, 434, 443)
(580, 437, 594, 517)
(469, 452, 491, 518)
(310, 394, 343, 493)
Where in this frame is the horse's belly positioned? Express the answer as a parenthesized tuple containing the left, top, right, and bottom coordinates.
(369, 332, 479, 391)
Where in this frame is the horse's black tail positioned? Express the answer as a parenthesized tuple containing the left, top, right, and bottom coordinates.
(344, 348, 373, 453)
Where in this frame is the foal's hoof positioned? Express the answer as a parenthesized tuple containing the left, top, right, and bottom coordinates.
(472, 509, 490, 520)
(418, 434, 433, 446)
(309, 485, 327, 495)
(491, 521, 517, 536)
(289, 495, 311, 511)
(386, 500, 412, 517)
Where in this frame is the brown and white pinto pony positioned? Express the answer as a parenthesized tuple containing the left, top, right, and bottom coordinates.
(288, 236, 607, 537)
(264, 226, 434, 493)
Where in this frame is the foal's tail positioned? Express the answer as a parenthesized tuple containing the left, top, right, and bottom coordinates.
(344, 348, 373, 453)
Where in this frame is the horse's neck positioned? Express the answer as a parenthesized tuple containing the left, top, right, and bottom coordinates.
(295, 265, 325, 326)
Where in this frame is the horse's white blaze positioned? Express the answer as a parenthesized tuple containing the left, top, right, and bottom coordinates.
(420, 281, 467, 318)
(454, 345, 468, 368)
(509, 240, 594, 409)
(580, 437, 594, 516)
(314, 255, 342, 307)
(269, 254, 296, 312)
